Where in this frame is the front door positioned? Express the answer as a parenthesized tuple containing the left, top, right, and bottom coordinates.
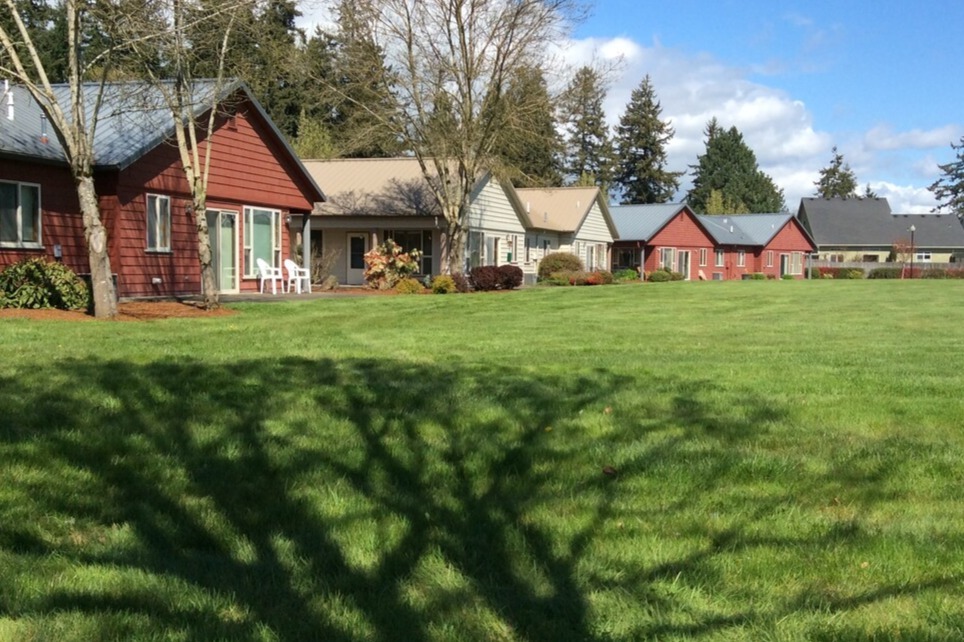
(205, 209, 239, 293)
(780, 254, 790, 277)
(677, 250, 691, 281)
(347, 233, 368, 285)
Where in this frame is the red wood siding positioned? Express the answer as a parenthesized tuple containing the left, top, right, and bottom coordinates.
(0, 159, 88, 275)
(760, 220, 815, 279)
(642, 212, 716, 280)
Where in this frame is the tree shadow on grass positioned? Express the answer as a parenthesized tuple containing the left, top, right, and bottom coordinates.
(0, 359, 960, 640)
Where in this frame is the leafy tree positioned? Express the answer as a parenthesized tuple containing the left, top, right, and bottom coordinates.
(491, 65, 563, 187)
(814, 146, 858, 199)
(613, 75, 681, 204)
(560, 65, 613, 190)
(293, 109, 336, 159)
(929, 136, 964, 217)
(687, 120, 785, 214)
(704, 189, 748, 215)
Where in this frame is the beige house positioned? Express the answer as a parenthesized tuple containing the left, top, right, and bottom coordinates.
(514, 187, 617, 274)
(300, 158, 617, 284)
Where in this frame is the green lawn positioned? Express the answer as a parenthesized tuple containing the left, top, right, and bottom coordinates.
(2, 280, 963, 641)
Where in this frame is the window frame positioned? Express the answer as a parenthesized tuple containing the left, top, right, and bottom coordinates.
(699, 248, 708, 267)
(737, 250, 746, 267)
(766, 250, 774, 268)
(715, 249, 724, 267)
(790, 252, 804, 275)
(145, 193, 172, 252)
(0, 180, 42, 249)
(243, 206, 282, 277)
(659, 247, 676, 271)
(384, 229, 433, 274)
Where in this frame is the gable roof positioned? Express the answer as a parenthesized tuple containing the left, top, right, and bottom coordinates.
(515, 186, 617, 237)
(303, 157, 456, 217)
(697, 212, 815, 249)
(609, 202, 692, 241)
(0, 79, 324, 201)
(799, 197, 964, 249)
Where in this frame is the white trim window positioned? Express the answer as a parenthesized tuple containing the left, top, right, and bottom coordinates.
(597, 243, 607, 269)
(659, 247, 676, 271)
(699, 248, 708, 267)
(0, 181, 41, 248)
(715, 249, 724, 267)
(737, 250, 746, 267)
(146, 193, 171, 252)
(509, 234, 520, 263)
(790, 252, 803, 275)
(766, 250, 774, 268)
(243, 206, 281, 277)
(915, 251, 932, 263)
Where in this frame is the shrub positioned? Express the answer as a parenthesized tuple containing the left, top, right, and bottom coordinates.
(450, 272, 471, 292)
(537, 252, 583, 280)
(647, 268, 677, 282)
(781, 274, 794, 280)
(749, 272, 766, 280)
(469, 266, 501, 291)
(592, 270, 614, 285)
(806, 267, 820, 279)
(394, 277, 424, 294)
(0, 258, 90, 310)
(817, 267, 865, 280)
(497, 264, 524, 290)
(612, 268, 639, 282)
(363, 239, 422, 289)
(430, 274, 457, 294)
(947, 269, 964, 279)
(869, 267, 903, 279)
(543, 272, 573, 286)
(922, 268, 948, 279)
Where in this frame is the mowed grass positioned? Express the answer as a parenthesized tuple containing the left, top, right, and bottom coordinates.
(1, 280, 963, 641)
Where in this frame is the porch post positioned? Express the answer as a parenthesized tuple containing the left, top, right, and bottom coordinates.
(302, 215, 311, 271)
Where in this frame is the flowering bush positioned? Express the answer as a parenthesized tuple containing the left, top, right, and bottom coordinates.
(363, 239, 422, 289)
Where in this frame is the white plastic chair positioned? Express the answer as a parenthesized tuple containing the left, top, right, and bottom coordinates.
(284, 258, 311, 294)
(256, 257, 284, 294)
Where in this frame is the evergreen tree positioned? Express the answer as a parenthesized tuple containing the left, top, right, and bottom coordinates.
(612, 75, 681, 204)
(929, 136, 964, 216)
(491, 65, 562, 187)
(560, 66, 613, 189)
(687, 120, 785, 213)
(704, 189, 748, 215)
(862, 183, 878, 199)
(814, 146, 858, 199)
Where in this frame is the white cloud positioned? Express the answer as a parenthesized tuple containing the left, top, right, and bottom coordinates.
(863, 124, 961, 151)
(873, 182, 936, 214)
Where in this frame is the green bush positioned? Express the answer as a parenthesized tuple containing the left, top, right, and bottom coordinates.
(612, 268, 639, 282)
(781, 274, 794, 280)
(817, 267, 865, 280)
(922, 268, 948, 279)
(537, 252, 583, 280)
(394, 277, 424, 294)
(869, 267, 903, 279)
(542, 272, 573, 286)
(430, 274, 457, 294)
(749, 272, 766, 280)
(0, 258, 90, 310)
(647, 268, 683, 282)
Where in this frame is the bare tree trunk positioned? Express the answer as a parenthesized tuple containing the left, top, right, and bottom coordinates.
(194, 196, 220, 309)
(76, 175, 117, 318)
(445, 215, 466, 274)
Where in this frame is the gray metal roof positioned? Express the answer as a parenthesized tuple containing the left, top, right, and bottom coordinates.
(0, 80, 324, 205)
(696, 214, 755, 245)
(798, 197, 964, 249)
(609, 203, 688, 241)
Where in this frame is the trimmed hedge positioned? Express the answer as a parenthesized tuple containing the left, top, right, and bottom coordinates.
(868, 267, 903, 279)
(537, 252, 583, 280)
(647, 268, 683, 282)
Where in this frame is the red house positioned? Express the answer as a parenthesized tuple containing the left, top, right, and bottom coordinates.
(0, 80, 324, 298)
(610, 204, 816, 280)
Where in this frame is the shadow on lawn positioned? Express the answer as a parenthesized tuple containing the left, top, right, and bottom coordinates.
(1, 358, 960, 640)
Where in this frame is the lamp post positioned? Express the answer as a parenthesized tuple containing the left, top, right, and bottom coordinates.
(909, 224, 916, 279)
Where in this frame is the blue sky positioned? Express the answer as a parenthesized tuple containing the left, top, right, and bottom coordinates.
(565, 1, 964, 211)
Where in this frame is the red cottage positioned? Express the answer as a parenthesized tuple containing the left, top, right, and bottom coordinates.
(696, 213, 816, 279)
(0, 80, 324, 298)
(609, 203, 717, 280)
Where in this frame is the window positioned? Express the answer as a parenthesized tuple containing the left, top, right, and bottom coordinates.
(766, 250, 774, 268)
(146, 194, 171, 251)
(587, 244, 595, 270)
(699, 248, 708, 267)
(790, 252, 803, 275)
(597, 243, 607, 269)
(737, 250, 746, 267)
(243, 207, 281, 277)
(915, 251, 932, 262)
(508, 234, 519, 263)
(0, 181, 41, 248)
(715, 249, 724, 267)
(385, 229, 432, 274)
(485, 236, 500, 266)
(615, 247, 639, 269)
(659, 247, 676, 271)
(467, 231, 483, 269)
(525, 237, 531, 263)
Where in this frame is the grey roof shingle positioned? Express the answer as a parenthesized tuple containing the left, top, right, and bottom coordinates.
(609, 203, 688, 241)
(798, 197, 964, 249)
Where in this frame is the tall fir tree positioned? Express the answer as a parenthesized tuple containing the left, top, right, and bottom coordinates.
(491, 65, 562, 187)
(687, 120, 785, 214)
(928, 136, 964, 217)
(814, 146, 858, 199)
(612, 75, 681, 204)
(559, 66, 613, 190)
